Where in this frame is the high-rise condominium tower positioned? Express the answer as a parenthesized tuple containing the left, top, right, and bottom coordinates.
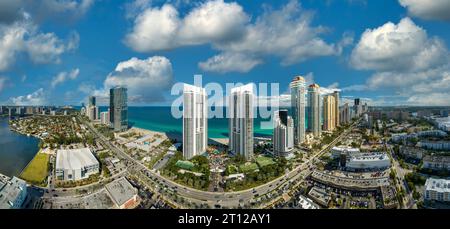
(88, 96, 96, 106)
(323, 95, 336, 131)
(273, 110, 294, 158)
(229, 84, 254, 161)
(110, 87, 128, 132)
(182, 84, 207, 160)
(340, 103, 350, 125)
(290, 76, 306, 146)
(308, 84, 321, 137)
(333, 91, 340, 127)
(354, 98, 363, 117)
(87, 96, 98, 121)
(87, 105, 98, 121)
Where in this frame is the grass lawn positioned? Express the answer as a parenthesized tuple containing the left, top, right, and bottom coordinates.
(256, 156, 276, 168)
(239, 163, 258, 173)
(20, 152, 50, 185)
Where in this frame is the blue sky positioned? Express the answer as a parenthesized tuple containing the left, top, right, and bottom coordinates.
(0, 0, 449, 106)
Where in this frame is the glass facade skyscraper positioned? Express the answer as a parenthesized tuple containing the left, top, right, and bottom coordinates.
(110, 87, 128, 132)
(290, 76, 306, 146)
(88, 96, 96, 106)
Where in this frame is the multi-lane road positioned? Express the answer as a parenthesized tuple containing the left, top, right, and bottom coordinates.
(83, 117, 359, 208)
(386, 143, 417, 209)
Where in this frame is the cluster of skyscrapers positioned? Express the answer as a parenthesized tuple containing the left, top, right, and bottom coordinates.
(83, 86, 128, 132)
(275, 76, 366, 157)
(182, 76, 366, 161)
(182, 83, 254, 160)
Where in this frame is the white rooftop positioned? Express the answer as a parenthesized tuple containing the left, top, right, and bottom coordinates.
(298, 195, 319, 209)
(105, 177, 137, 207)
(332, 146, 360, 152)
(350, 152, 389, 161)
(56, 148, 99, 171)
(0, 177, 27, 209)
(425, 178, 450, 193)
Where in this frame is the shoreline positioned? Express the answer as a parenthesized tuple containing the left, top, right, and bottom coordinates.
(129, 126, 273, 146)
(18, 148, 43, 178)
(130, 125, 230, 145)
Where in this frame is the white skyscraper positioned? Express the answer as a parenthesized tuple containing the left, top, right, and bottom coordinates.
(229, 84, 254, 161)
(273, 110, 294, 158)
(100, 109, 110, 125)
(183, 84, 207, 160)
(290, 76, 306, 146)
(87, 105, 98, 121)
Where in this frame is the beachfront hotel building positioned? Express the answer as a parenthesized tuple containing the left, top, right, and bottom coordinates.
(55, 148, 100, 181)
(182, 84, 208, 160)
(290, 76, 306, 146)
(273, 110, 294, 158)
(229, 84, 254, 161)
(110, 87, 128, 132)
(308, 84, 321, 137)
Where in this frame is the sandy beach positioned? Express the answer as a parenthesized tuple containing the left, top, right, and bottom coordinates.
(130, 126, 229, 146)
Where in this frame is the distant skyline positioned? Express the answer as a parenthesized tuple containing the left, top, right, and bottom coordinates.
(0, 0, 449, 107)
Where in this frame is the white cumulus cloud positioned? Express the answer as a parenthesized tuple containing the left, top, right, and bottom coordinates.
(125, 0, 248, 52)
(0, 21, 78, 71)
(9, 88, 47, 105)
(350, 17, 448, 72)
(51, 68, 80, 88)
(349, 17, 450, 106)
(399, 0, 450, 21)
(125, 0, 347, 73)
(198, 53, 262, 73)
(0, 0, 95, 25)
(103, 56, 174, 103)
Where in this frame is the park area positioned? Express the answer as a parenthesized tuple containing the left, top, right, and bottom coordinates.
(256, 156, 276, 167)
(20, 151, 50, 186)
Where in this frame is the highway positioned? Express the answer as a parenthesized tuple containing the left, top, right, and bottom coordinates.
(385, 143, 417, 209)
(83, 117, 360, 208)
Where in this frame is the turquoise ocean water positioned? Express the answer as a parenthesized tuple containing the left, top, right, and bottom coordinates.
(100, 107, 282, 139)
